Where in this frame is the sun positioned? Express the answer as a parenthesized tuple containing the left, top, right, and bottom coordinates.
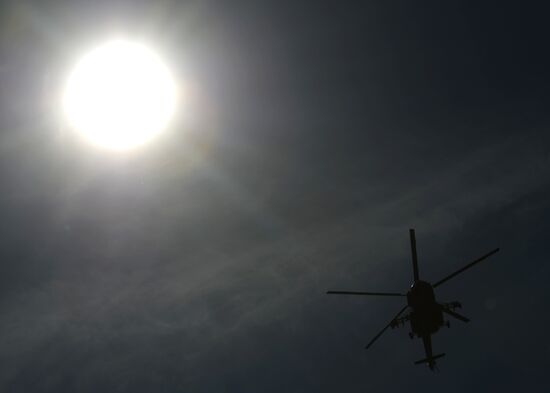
(63, 39, 177, 151)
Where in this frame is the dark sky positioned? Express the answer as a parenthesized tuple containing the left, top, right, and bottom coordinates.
(0, 1, 549, 392)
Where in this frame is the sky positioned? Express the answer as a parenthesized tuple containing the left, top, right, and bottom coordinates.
(0, 1, 549, 392)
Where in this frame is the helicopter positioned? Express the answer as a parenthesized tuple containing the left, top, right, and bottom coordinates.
(327, 229, 499, 370)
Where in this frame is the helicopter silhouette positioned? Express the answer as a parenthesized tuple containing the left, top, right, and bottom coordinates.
(327, 229, 499, 370)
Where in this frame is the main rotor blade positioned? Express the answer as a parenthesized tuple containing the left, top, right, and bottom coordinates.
(410, 229, 419, 281)
(365, 305, 408, 349)
(442, 308, 470, 323)
(432, 248, 500, 288)
(326, 291, 406, 297)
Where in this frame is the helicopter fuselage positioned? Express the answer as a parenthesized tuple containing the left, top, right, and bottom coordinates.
(407, 280, 444, 337)
(326, 228, 499, 369)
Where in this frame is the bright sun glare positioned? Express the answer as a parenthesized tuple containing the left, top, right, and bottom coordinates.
(63, 39, 177, 150)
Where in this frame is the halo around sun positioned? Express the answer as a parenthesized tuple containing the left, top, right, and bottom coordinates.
(63, 39, 177, 151)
